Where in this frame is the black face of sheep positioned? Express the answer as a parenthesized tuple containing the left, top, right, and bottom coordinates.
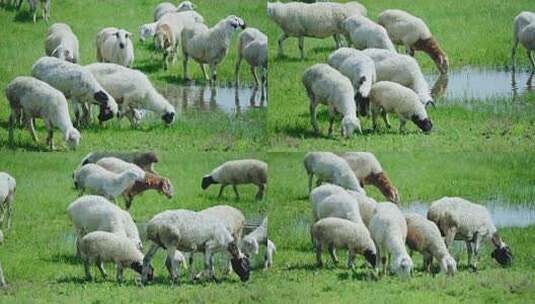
(230, 256, 250, 282)
(492, 246, 513, 266)
(411, 115, 433, 133)
(201, 175, 216, 190)
(94, 91, 109, 103)
(363, 249, 376, 268)
(162, 112, 175, 124)
(132, 262, 154, 281)
(98, 105, 115, 122)
(355, 92, 369, 117)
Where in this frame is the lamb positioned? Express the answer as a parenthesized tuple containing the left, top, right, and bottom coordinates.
(267, 1, 367, 59)
(31, 56, 118, 127)
(427, 197, 513, 270)
(182, 15, 246, 82)
(404, 213, 456, 275)
(339, 152, 400, 204)
(369, 202, 413, 278)
(79, 231, 154, 283)
(362, 48, 433, 106)
(96, 27, 135, 67)
(86, 63, 176, 126)
(80, 151, 159, 174)
(6, 76, 81, 150)
(342, 15, 396, 52)
(304, 152, 364, 193)
(138, 22, 158, 43)
(303, 64, 362, 138)
(512, 11, 535, 71)
(73, 164, 145, 201)
(327, 48, 376, 116)
(16, 0, 50, 23)
(378, 9, 449, 74)
(312, 217, 376, 269)
(240, 217, 275, 270)
(0, 173, 16, 230)
(235, 27, 268, 90)
(45, 23, 79, 63)
(369, 81, 433, 133)
(141, 209, 250, 284)
(201, 159, 268, 200)
(155, 23, 178, 70)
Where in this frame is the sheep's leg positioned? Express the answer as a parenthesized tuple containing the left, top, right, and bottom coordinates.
(8, 112, 15, 147)
(528, 50, 535, 71)
(347, 249, 356, 269)
(0, 262, 6, 288)
(217, 185, 226, 199)
(209, 64, 217, 83)
(328, 243, 338, 264)
(383, 254, 390, 275)
(25, 115, 38, 142)
(381, 110, 391, 129)
(0, 205, 5, 229)
(315, 242, 323, 267)
(166, 246, 179, 283)
(255, 184, 264, 201)
(232, 184, 240, 200)
(84, 260, 93, 281)
(343, 34, 352, 48)
(234, 57, 242, 87)
(6, 196, 13, 230)
(443, 227, 457, 248)
(264, 245, 273, 270)
(116, 264, 124, 283)
(466, 241, 474, 270)
(309, 96, 320, 135)
(308, 173, 314, 193)
(298, 36, 305, 60)
(511, 39, 519, 71)
(251, 66, 260, 88)
(471, 233, 481, 271)
(45, 120, 54, 150)
(333, 34, 341, 49)
(399, 119, 407, 134)
(327, 107, 335, 138)
(142, 243, 159, 284)
(277, 33, 288, 57)
(182, 54, 190, 81)
(82, 103, 92, 127)
(97, 258, 107, 279)
(197, 250, 215, 281)
(423, 253, 433, 273)
(371, 106, 380, 130)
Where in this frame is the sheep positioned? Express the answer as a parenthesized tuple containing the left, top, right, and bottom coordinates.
(79, 231, 154, 283)
(141, 209, 250, 284)
(85, 63, 176, 126)
(404, 213, 456, 275)
(512, 11, 535, 71)
(369, 81, 433, 133)
(80, 151, 159, 174)
(201, 159, 268, 200)
(199, 205, 245, 241)
(67, 195, 143, 251)
(182, 15, 246, 82)
(153, 2, 177, 21)
(240, 217, 275, 270)
(267, 1, 366, 59)
(310, 184, 363, 224)
(312, 217, 376, 269)
(16, 0, 50, 23)
(303, 64, 362, 138)
(304, 152, 363, 193)
(96, 28, 134, 67)
(0, 230, 5, 288)
(339, 152, 400, 204)
(45, 23, 79, 63)
(427, 197, 513, 270)
(369, 202, 413, 278)
(6, 76, 81, 150)
(155, 10, 205, 49)
(327, 48, 376, 116)
(378, 9, 448, 74)
(138, 22, 158, 44)
(235, 27, 268, 90)
(73, 164, 145, 201)
(342, 15, 396, 52)
(0, 173, 15, 230)
(362, 48, 433, 106)
(31, 56, 118, 127)
(155, 23, 177, 70)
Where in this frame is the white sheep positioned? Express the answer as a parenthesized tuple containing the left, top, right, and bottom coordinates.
(342, 15, 396, 52)
(378, 9, 448, 74)
(96, 27, 134, 67)
(45, 23, 79, 63)
(6, 76, 81, 150)
(16, 0, 50, 23)
(304, 152, 364, 193)
(141, 209, 250, 284)
(362, 48, 433, 106)
(303, 64, 362, 138)
(427, 197, 513, 270)
(369, 202, 413, 278)
(312, 217, 376, 269)
(86, 63, 176, 126)
(0, 173, 16, 230)
(240, 217, 275, 270)
(79, 231, 154, 282)
(369, 81, 433, 133)
(512, 11, 535, 71)
(267, 1, 366, 59)
(31, 56, 118, 127)
(0, 230, 5, 288)
(138, 22, 158, 43)
(155, 23, 177, 70)
(80, 151, 159, 174)
(235, 27, 268, 89)
(200, 205, 245, 240)
(155, 10, 205, 49)
(404, 213, 456, 275)
(153, 2, 177, 21)
(201, 159, 268, 200)
(310, 184, 363, 224)
(182, 15, 246, 82)
(339, 152, 400, 204)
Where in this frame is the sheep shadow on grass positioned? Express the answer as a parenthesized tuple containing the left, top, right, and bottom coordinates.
(13, 10, 32, 23)
(0, 3, 18, 11)
(135, 59, 163, 74)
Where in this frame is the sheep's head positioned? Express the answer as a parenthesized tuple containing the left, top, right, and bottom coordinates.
(492, 245, 513, 267)
(51, 46, 75, 63)
(440, 255, 457, 276)
(411, 115, 433, 133)
(241, 238, 260, 256)
(228, 241, 250, 282)
(139, 24, 155, 43)
(226, 15, 246, 30)
(114, 29, 132, 49)
(363, 249, 376, 268)
(65, 128, 81, 150)
(134, 261, 153, 281)
(201, 175, 216, 190)
(159, 177, 174, 198)
(162, 111, 175, 124)
(341, 116, 362, 138)
(395, 256, 413, 280)
(176, 1, 195, 11)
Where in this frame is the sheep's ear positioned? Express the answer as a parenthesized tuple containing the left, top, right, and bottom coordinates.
(359, 76, 366, 85)
(115, 32, 120, 37)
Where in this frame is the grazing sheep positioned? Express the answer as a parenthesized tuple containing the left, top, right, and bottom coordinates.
(369, 81, 433, 133)
(80, 151, 159, 174)
(86, 63, 176, 126)
(96, 27, 134, 67)
(512, 11, 535, 71)
(304, 152, 363, 193)
(6, 76, 81, 150)
(327, 48, 376, 116)
(369, 202, 413, 278)
(199, 205, 245, 240)
(405, 213, 456, 275)
(240, 217, 275, 270)
(45, 23, 79, 63)
(267, 1, 366, 59)
(31, 56, 118, 127)
(155, 23, 177, 70)
(427, 197, 513, 270)
(153, 2, 177, 21)
(312, 217, 376, 269)
(155, 10, 205, 49)
(201, 159, 268, 200)
(79, 231, 154, 282)
(138, 22, 158, 43)
(182, 15, 246, 82)
(303, 64, 362, 138)
(362, 48, 433, 106)
(235, 27, 268, 89)
(141, 209, 250, 284)
(0, 173, 15, 230)
(74, 164, 145, 201)
(339, 152, 400, 204)
(16, 0, 50, 23)
(342, 15, 396, 52)
(310, 184, 363, 224)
